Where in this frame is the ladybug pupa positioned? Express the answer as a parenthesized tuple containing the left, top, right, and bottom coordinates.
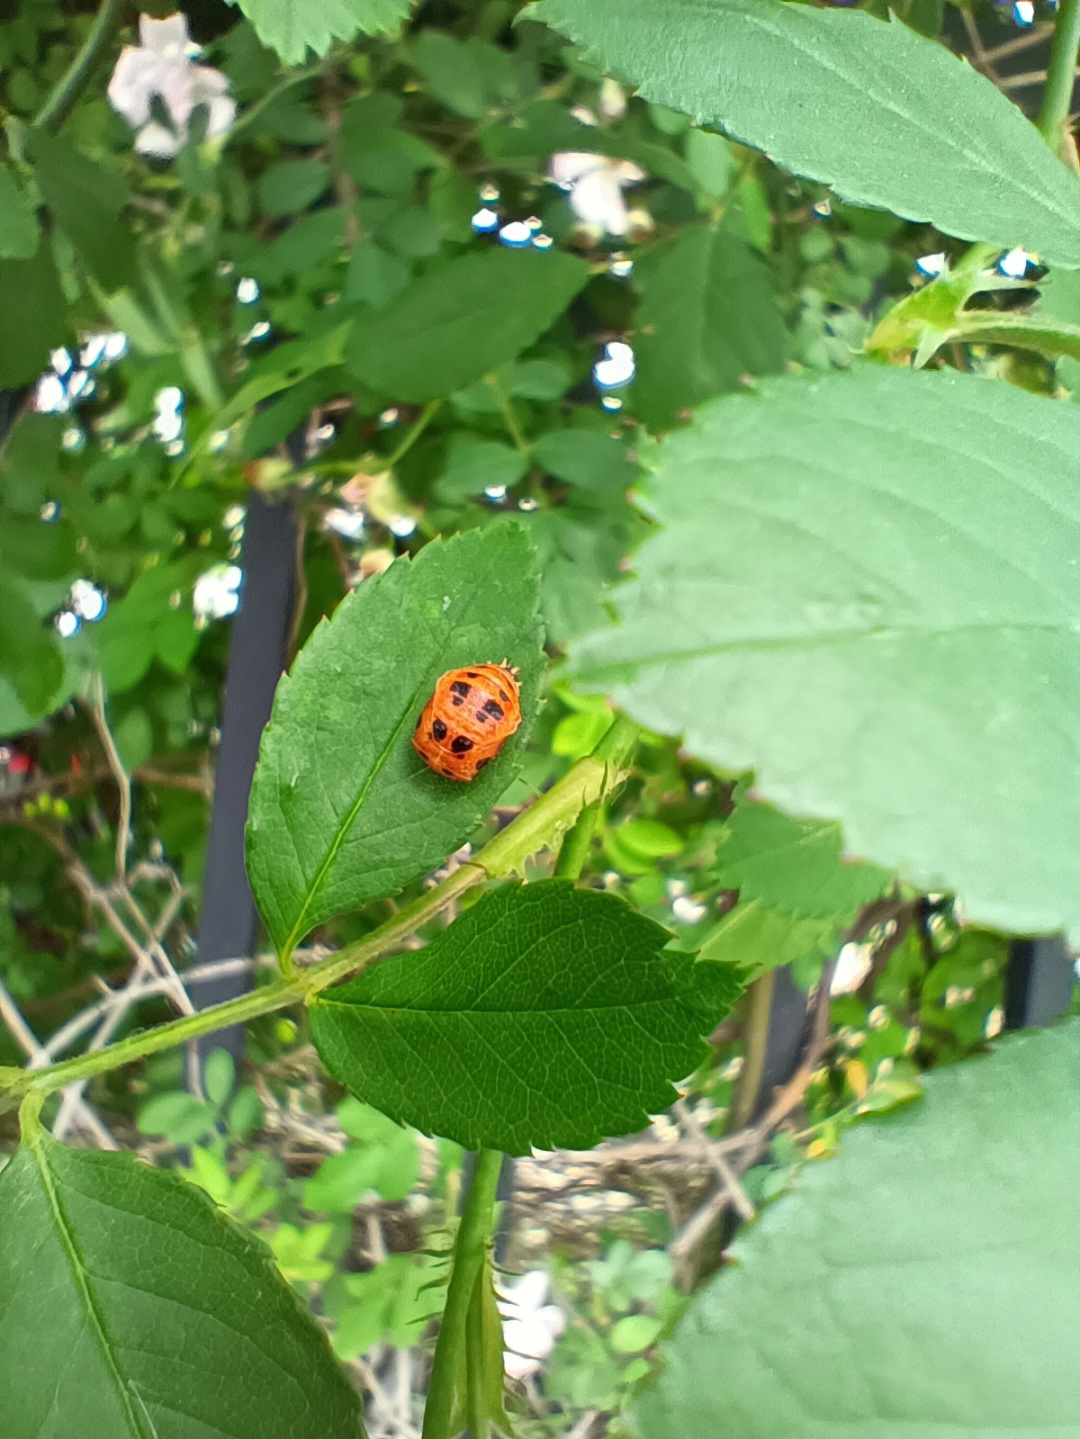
(413, 662, 522, 781)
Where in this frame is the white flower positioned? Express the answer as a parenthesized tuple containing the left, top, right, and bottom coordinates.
(548, 152, 646, 236)
(497, 1270, 566, 1382)
(108, 14, 235, 158)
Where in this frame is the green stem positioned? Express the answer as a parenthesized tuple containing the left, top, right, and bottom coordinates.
(422, 1148, 503, 1439)
(34, 0, 128, 133)
(555, 715, 639, 891)
(1036, 0, 1080, 158)
(384, 400, 443, 468)
(464, 1275, 487, 1439)
(489, 375, 530, 454)
(2, 979, 307, 1105)
(2, 722, 640, 1103)
(727, 968, 774, 1131)
(226, 57, 337, 142)
(552, 799, 602, 880)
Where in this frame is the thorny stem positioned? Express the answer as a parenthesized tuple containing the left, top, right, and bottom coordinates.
(1, 715, 640, 1105)
(421, 1147, 503, 1439)
(34, 0, 128, 133)
(1036, 0, 1080, 159)
(552, 798, 603, 881)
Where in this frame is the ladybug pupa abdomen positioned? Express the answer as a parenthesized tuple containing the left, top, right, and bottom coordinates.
(412, 662, 522, 781)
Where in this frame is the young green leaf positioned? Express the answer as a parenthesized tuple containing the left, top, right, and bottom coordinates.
(310, 880, 744, 1153)
(0, 1124, 367, 1438)
(246, 524, 544, 958)
(344, 247, 592, 401)
(711, 792, 890, 919)
(632, 224, 786, 430)
(568, 364, 1080, 944)
(529, 0, 1080, 267)
(637, 1020, 1080, 1438)
(226, 0, 411, 65)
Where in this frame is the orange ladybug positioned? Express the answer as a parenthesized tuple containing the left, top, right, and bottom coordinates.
(413, 662, 522, 781)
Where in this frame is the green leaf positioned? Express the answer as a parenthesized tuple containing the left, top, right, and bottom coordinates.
(345, 241, 410, 308)
(225, 0, 410, 64)
(636, 1020, 1080, 1438)
(531, 427, 636, 494)
(698, 898, 841, 981)
(0, 161, 39, 259)
(203, 1047, 236, 1107)
(0, 239, 69, 386)
(0, 578, 63, 714)
(712, 790, 890, 919)
(246, 525, 544, 958)
(344, 247, 592, 401)
(0, 414, 64, 514)
(0, 1124, 368, 1438)
(25, 127, 135, 291)
(0, 513, 76, 581)
(568, 365, 1080, 943)
(529, 0, 1080, 267)
(256, 158, 331, 216)
(310, 880, 743, 1153)
(632, 224, 786, 430)
(435, 435, 530, 502)
(97, 561, 200, 694)
(136, 1091, 218, 1144)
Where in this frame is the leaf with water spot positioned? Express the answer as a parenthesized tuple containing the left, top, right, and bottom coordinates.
(246, 525, 544, 958)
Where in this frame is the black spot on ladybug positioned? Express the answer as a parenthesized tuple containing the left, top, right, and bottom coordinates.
(497, 688, 510, 703)
(482, 699, 504, 720)
(450, 681, 471, 698)
(432, 719, 448, 741)
(451, 735, 474, 754)
(476, 756, 492, 770)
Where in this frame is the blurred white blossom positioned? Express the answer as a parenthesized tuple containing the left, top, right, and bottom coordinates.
(108, 14, 234, 158)
(548, 152, 645, 236)
(498, 1270, 565, 1381)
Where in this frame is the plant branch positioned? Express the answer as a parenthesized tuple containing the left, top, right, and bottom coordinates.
(82, 675, 132, 880)
(1, 717, 639, 1103)
(422, 1148, 503, 1439)
(1037, 0, 1080, 158)
(34, 0, 128, 133)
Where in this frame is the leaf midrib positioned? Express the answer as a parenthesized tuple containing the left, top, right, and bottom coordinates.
(316, 993, 704, 1019)
(280, 679, 426, 959)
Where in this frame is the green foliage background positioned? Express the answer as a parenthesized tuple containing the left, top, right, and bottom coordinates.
(1, 0, 1078, 1435)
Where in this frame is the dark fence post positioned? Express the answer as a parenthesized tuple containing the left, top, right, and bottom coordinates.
(193, 491, 296, 1071)
(1004, 938, 1075, 1030)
